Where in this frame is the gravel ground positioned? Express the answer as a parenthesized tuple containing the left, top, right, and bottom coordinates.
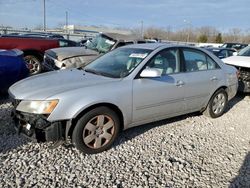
(0, 94, 249, 187)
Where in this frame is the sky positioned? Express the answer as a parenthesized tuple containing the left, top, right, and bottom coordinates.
(0, 0, 249, 31)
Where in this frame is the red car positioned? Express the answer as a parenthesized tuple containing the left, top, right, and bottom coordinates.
(0, 36, 77, 74)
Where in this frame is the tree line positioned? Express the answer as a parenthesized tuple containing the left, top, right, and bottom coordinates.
(132, 26, 250, 44)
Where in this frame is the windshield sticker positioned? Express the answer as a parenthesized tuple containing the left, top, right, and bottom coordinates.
(129, 53, 148, 59)
(105, 40, 115, 45)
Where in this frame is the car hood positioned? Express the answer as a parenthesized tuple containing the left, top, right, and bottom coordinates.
(222, 56, 250, 68)
(9, 69, 120, 100)
(46, 47, 99, 61)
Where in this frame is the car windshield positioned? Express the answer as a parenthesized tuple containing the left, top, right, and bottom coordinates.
(238, 46, 250, 56)
(85, 34, 116, 53)
(84, 48, 152, 78)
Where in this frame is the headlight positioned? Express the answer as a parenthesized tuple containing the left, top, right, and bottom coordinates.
(16, 100, 59, 114)
(54, 59, 64, 68)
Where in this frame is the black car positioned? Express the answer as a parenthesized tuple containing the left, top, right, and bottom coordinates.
(221, 43, 248, 51)
(206, 48, 237, 59)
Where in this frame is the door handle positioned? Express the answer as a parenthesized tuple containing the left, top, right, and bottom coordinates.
(175, 80, 185, 87)
(210, 76, 218, 81)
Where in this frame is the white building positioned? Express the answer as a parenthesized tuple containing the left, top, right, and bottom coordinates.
(64, 25, 132, 37)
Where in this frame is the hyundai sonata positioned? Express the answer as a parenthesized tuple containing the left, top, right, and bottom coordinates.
(9, 43, 238, 154)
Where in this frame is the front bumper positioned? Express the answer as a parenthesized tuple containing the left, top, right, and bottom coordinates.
(12, 109, 63, 142)
(227, 83, 238, 100)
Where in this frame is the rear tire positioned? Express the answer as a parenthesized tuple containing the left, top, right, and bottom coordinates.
(24, 55, 42, 75)
(203, 89, 228, 118)
(72, 107, 120, 154)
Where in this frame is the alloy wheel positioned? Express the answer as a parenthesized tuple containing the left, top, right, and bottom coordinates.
(212, 93, 226, 115)
(24, 56, 41, 75)
(82, 115, 115, 149)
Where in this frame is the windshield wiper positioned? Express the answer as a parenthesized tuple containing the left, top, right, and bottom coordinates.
(84, 68, 102, 75)
(84, 68, 118, 78)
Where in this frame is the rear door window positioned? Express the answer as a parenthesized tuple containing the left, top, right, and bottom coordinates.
(182, 48, 220, 72)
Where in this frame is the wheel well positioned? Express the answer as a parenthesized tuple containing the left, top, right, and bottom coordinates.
(210, 86, 228, 99)
(201, 86, 228, 112)
(68, 103, 124, 138)
(218, 86, 228, 96)
(23, 50, 43, 61)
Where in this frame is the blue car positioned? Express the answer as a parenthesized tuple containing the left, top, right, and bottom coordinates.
(0, 49, 29, 93)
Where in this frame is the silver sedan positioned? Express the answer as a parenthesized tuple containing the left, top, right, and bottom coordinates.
(9, 43, 238, 154)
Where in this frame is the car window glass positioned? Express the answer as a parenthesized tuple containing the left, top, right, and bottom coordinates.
(137, 41, 146, 44)
(218, 50, 227, 58)
(183, 49, 207, 72)
(115, 42, 125, 48)
(125, 42, 134, 45)
(85, 48, 152, 78)
(59, 40, 69, 47)
(238, 46, 250, 56)
(207, 56, 220, 70)
(228, 50, 235, 56)
(146, 49, 180, 75)
(85, 34, 116, 53)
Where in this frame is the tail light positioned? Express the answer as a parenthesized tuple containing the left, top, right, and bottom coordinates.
(236, 70, 240, 79)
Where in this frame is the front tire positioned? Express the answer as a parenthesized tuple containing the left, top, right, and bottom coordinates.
(24, 55, 42, 75)
(72, 107, 120, 154)
(203, 89, 228, 118)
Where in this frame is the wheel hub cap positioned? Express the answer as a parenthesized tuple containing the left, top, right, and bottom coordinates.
(83, 115, 115, 149)
(212, 93, 226, 114)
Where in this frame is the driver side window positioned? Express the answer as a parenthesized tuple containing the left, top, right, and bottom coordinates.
(146, 49, 180, 75)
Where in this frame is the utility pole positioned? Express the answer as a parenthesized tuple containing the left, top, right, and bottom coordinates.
(66, 11, 69, 40)
(66, 11, 68, 32)
(183, 19, 191, 42)
(141, 20, 144, 38)
(43, 0, 46, 32)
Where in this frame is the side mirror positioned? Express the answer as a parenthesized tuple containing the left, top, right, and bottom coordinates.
(233, 52, 238, 56)
(140, 68, 161, 78)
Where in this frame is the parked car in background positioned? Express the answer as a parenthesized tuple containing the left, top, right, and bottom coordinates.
(222, 45, 250, 92)
(206, 48, 237, 59)
(0, 36, 78, 75)
(2, 32, 64, 39)
(9, 43, 238, 154)
(0, 49, 29, 93)
(20, 32, 64, 39)
(221, 43, 248, 51)
(42, 33, 146, 70)
(78, 38, 90, 46)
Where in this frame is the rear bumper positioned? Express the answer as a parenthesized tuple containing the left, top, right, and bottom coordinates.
(227, 83, 238, 100)
(12, 110, 64, 142)
(238, 80, 250, 93)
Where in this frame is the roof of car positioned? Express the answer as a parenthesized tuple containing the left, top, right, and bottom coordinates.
(206, 47, 236, 51)
(103, 33, 144, 41)
(119, 42, 179, 50)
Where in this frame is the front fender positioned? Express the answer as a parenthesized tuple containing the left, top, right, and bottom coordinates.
(46, 81, 133, 126)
